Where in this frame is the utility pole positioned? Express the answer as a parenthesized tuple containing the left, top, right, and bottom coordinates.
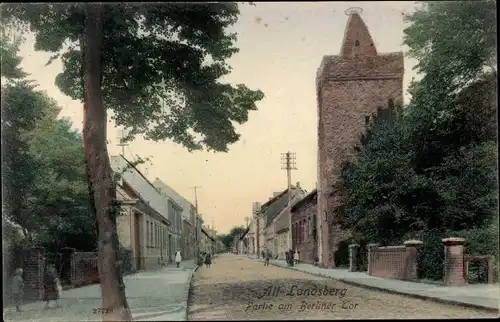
(256, 212, 260, 258)
(253, 202, 262, 258)
(281, 151, 297, 261)
(212, 219, 215, 255)
(190, 186, 202, 261)
(117, 129, 129, 156)
(190, 186, 202, 211)
(244, 216, 250, 255)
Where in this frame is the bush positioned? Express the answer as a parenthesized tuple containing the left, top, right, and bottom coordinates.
(410, 228, 446, 281)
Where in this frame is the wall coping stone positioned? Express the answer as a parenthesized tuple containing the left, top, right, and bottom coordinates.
(376, 245, 406, 250)
(442, 237, 466, 246)
(404, 240, 423, 247)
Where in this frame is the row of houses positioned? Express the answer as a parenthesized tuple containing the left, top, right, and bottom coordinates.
(111, 154, 217, 271)
(239, 182, 319, 263)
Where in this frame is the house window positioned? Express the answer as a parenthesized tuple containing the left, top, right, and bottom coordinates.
(295, 223, 298, 245)
(303, 220, 307, 243)
(301, 220, 305, 243)
(304, 219, 308, 242)
(294, 223, 298, 246)
(150, 222, 154, 245)
(298, 221, 302, 244)
(146, 220, 150, 246)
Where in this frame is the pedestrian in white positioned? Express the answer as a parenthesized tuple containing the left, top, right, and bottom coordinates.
(294, 250, 299, 265)
(175, 249, 182, 268)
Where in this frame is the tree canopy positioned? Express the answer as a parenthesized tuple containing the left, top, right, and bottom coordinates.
(1, 35, 96, 251)
(2, 3, 264, 152)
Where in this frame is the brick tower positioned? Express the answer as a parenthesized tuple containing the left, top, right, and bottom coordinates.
(316, 8, 404, 268)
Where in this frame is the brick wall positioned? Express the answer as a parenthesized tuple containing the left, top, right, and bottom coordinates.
(316, 12, 404, 268)
(367, 241, 422, 281)
(292, 192, 318, 264)
(368, 246, 407, 279)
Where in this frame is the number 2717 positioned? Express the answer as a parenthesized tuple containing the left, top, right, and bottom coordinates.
(93, 308, 113, 314)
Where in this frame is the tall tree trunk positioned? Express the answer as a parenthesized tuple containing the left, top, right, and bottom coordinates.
(82, 4, 132, 321)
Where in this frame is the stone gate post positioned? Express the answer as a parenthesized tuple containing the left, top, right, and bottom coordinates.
(367, 243, 379, 276)
(442, 237, 466, 286)
(348, 244, 360, 272)
(403, 240, 423, 281)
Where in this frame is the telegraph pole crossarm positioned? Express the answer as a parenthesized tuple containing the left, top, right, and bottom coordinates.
(117, 129, 129, 156)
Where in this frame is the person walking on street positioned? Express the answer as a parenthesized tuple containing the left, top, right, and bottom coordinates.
(204, 253, 212, 268)
(11, 268, 24, 312)
(294, 249, 299, 265)
(175, 249, 182, 268)
(264, 250, 270, 266)
(43, 265, 61, 309)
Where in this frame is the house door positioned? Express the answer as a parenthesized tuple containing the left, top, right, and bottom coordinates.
(134, 213, 141, 270)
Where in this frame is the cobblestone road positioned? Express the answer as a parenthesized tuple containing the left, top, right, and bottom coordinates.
(187, 254, 496, 320)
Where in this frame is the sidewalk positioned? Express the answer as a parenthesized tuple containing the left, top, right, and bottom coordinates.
(248, 255, 499, 312)
(4, 259, 198, 322)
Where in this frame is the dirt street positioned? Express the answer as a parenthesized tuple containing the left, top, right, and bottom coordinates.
(187, 254, 496, 320)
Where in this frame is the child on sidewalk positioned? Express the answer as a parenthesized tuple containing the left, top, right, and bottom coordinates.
(11, 268, 24, 312)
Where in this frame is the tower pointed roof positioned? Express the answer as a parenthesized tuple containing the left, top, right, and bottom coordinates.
(340, 8, 377, 57)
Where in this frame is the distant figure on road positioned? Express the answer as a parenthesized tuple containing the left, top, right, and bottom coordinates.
(175, 250, 182, 268)
(294, 250, 299, 265)
(287, 249, 294, 266)
(11, 268, 24, 312)
(264, 250, 270, 266)
(204, 253, 212, 268)
(43, 265, 61, 309)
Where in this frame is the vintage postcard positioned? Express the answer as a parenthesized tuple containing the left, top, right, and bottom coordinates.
(1, 1, 498, 321)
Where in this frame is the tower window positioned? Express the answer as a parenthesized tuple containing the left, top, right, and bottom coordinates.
(355, 40, 360, 47)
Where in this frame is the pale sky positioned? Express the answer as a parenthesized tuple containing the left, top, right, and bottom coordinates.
(18, 2, 419, 234)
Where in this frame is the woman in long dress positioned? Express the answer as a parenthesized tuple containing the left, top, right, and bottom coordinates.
(175, 250, 182, 268)
(204, 253, 212, 268)
(43, 265, 61, 309)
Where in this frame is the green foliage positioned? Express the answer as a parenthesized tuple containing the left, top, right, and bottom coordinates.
(2, 3, 265, 152)
(217, 234, 233, 250)
(404, 1, 497, 94)
(0, 25, 27, 80)
(228, 226, 246, 246)
(1, 80, 96, 251)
